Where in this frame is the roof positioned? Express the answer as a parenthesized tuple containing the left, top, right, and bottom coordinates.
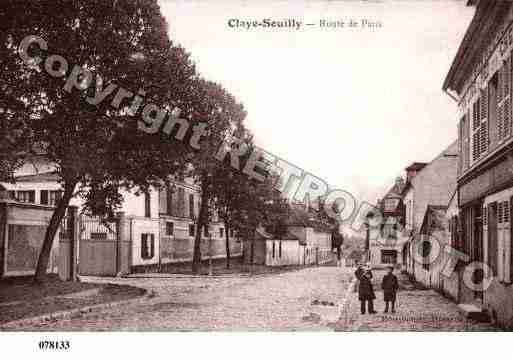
(443, 1, 511, 93)
(286, 203, 332, 232)
(405, 162, 428, 171)
(13, 171, 60, 182)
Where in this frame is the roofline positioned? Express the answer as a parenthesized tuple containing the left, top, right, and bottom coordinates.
(442, 0, 483, 92)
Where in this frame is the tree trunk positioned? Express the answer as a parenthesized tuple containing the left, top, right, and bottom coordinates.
(192, 189, 208, 274)
(33, 180, 77, 284)
(225, 222, 231, 269)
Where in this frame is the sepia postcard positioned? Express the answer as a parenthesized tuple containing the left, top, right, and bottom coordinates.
(1, 0, 512, 357)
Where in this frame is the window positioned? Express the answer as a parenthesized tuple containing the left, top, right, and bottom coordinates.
(141, 233, 155, 259)
(177, 187, 185, 217)
(279, 241, 282, 258)
(497, 57, 512, 143)
(384, 199, 398, 212)
(471, 88, 489, 162)
(189, 194, 195, 219)
(189, 224, 195, 237)
(219, 227, 224, 238)
(166, 186, 173, 216)
(16, 190, 35, 203)
(166, 222, 174, 236)
(381, 250, 397, 265)
(203, 225, 209, 237)
(230, 229, 235, 238)
(49, 190, 62, 206)
(272, 241, 276, 259)
(40, 190, 48, 205)
(459, 114, 470, 172)
(144, 191, 151, 218)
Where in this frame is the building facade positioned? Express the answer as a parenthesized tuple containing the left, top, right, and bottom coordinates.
(0, 155, 241, 276)
(370, 177, 408, 269)
(443, 0, 513, 328)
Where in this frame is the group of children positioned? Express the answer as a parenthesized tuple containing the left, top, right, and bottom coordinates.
(354, 264, 399, 315)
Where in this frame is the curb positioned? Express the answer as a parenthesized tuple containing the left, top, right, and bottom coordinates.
(0, 291, 150, 330)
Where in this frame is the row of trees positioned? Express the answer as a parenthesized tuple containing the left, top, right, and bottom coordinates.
(0, 0, 301, 281)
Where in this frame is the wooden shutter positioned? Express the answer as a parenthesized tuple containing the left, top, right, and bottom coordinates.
(464, 111, 470, 168)
(505, 56, 512, 139)
(472, 100, 481, 161)
(480, 88, 489, 154)
(497, 59, 512, 142)
(488, 202, 498, 276)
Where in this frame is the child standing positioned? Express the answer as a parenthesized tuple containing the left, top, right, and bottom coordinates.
(381, 266, 399, 313)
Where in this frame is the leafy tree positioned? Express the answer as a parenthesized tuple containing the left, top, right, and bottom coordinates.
(1, 0, 197, 282)
(185, 79, 247, 274)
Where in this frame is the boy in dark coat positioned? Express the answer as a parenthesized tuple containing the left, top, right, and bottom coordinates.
(355, 266, 376, 314)
(381, 266, 399, 313)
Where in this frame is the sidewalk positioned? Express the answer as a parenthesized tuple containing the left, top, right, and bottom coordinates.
(0, 274, 146, 327)
(335, 269, 499, 331)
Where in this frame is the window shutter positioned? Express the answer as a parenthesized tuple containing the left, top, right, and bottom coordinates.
(458, 118, 466, 174)
(472, 100, 481, 161)
(488, 202, 498, 276)
(464, 111, 470, 168)
(480, 89, 489, 154)
(504, 57, 511, 139)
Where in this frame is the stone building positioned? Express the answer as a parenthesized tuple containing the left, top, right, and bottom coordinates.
(370, 176, 408, 269)
(0, 154, 241, 276)
(443, 0, 513, 328)
(242, 205, 333, 266)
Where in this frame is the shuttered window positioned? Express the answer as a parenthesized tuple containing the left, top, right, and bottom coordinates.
(471, 89, 489, 162)
(497, 57, 512, 142)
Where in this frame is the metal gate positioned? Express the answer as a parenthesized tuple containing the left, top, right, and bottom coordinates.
(78, 216, 118, 276)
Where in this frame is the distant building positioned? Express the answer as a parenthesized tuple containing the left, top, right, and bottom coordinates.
(403, 141, 458, 281)
(370, 176, 409, 269)
(242, 204, 333, 266)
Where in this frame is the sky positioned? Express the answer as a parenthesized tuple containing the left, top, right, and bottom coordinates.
(159, 0, 474, 204)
